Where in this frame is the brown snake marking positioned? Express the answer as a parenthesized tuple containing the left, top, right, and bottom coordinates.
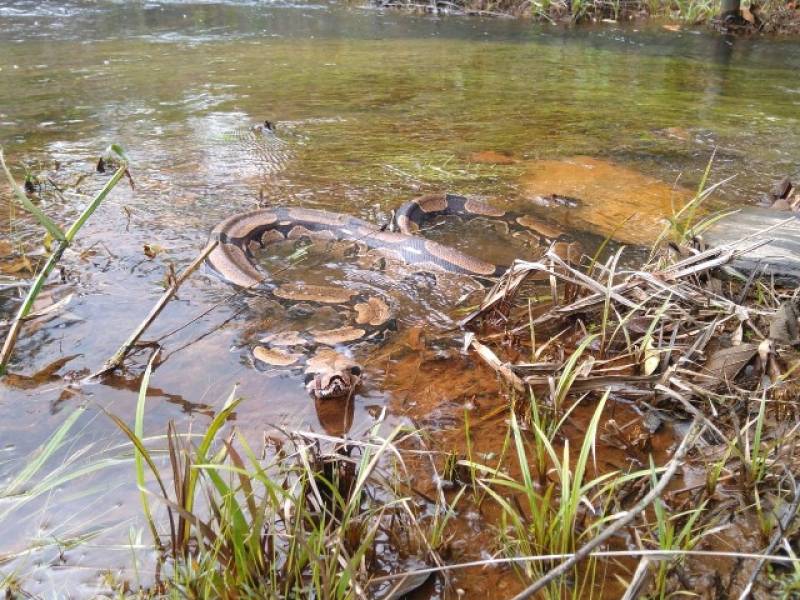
(207, 195, 579, 399)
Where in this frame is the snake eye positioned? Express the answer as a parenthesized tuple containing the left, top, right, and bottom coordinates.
(349, 366, 362, 377)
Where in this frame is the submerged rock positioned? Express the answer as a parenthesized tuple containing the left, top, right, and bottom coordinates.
(519, 155, 693, 245)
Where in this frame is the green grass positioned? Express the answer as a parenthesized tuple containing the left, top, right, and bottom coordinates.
(0, 144, 131, 375)
(102, 360, 435, 599)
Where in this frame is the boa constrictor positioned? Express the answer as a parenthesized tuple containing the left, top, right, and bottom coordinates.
(207, 194, 580, 399)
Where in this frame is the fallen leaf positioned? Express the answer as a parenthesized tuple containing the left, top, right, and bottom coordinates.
(698, 343, 758, 384)
(642, 339, 660, 376)
(143, 243, 164, 259)
(662, 24, 682, 31)
(0, 256, 33, 275)
(4, 354, 79, 389)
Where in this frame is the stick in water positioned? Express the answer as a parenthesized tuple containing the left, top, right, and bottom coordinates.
(93, 240, 219, 377)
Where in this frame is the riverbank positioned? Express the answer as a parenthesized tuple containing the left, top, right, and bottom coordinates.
(370, 0, 800, 33)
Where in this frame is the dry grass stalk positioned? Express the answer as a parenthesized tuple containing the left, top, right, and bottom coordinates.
(92, 240, 219, 377)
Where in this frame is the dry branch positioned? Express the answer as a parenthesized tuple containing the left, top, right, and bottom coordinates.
(93, 240, 218, 377)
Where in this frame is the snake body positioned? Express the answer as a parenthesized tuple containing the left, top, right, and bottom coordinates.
(207, 193, 578, 399)
(207, 203, 505, 289)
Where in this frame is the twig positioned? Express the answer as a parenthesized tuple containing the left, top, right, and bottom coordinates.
(509, 415, 704, 600)
(368, 547, 800, 584)
(92, 241, 218, 377)
(738, 478, 800, 599)
(464, 333, 525, 392)
(620, 557, 652, 600)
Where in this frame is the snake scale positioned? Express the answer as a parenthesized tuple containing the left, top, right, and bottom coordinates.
(207, 191, 581, 400)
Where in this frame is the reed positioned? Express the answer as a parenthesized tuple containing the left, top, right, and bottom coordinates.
(0, 145, 131, 375)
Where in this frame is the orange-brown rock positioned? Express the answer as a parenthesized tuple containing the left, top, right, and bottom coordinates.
(519, 155, 693, 245)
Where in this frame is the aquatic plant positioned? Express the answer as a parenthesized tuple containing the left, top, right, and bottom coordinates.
(0, 145, 131, 375)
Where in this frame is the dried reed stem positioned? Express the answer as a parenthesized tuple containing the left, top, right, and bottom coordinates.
(93, 240, 218, 377)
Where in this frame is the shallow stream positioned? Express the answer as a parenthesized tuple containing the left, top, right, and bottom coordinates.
(2, 1, 800, 596)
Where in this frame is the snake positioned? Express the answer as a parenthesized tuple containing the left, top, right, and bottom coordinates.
(207, 193, 580, 400)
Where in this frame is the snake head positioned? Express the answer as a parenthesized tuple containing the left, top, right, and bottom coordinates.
(306, 365, 362, 401)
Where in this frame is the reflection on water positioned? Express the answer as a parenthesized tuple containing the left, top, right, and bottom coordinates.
(2, 0, 800, 594)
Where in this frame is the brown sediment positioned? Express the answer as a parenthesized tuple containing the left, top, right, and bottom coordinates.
(468, 150, 516, 165)
(519, 155, 693, 245)
(273, 283, 356, 303)
(379, 333, 674, 599)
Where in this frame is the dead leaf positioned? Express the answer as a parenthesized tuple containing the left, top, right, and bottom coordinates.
(662, 24, 682, 32)
(577, 356, 595, 377)
(3, 355, 79, 389)
(0, 255, 33, 275)
(697, 343, 758, 384)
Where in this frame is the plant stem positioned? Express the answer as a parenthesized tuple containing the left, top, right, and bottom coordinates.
(0, 148, 129, 375)
(93, 240, 219, 378)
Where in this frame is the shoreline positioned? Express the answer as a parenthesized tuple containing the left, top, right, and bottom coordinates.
(368, 0, 800, 34)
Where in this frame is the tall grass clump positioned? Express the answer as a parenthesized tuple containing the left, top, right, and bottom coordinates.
(651, 150, 735, 258)
(109, 354, 434, 598)
(472, 388, 642, 599)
